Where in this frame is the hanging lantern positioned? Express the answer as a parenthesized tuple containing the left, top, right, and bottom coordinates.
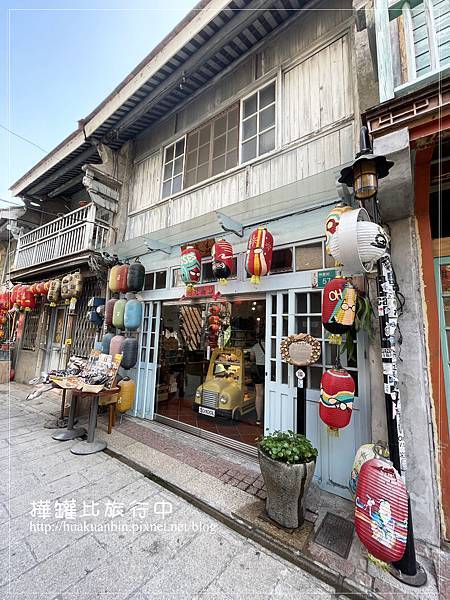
(208, 315, 221, 326)
(47, 279, 61, 306)
(21, 287, 36, 312)
(280, 334, 321, 366)
(11, 285, 21, 308)
(116, 264, 129, 294)
(322, 277, 357, 344)
(127, 258, 145, 292)
(105, 299, 117, 327)
(101, 332, 114, 354)
(319, 367, 355, 429)
(325, 204, 353, 255)
(43, 281, 50, 295)
(34, 282, 44, 296)
(245, 226, 273, 284)
(28, 283, 37, 296)
(180, 245, 201, 293)
(109, 265, 122, 293)
(349, 442, 390, 499)
(212, 239, 233, 285)
(61, 275, 72, 303)
(209, 323, 220, 334)
(109, 334, 126, 357)
(69, 272, 83, 299)
(124, 299, 143, 331)
(112, 299, 127, 330)
(209, 304, 221, 316)
(355, 458, 408, 563)
(121, 337, 138, 370)
(329, 208, 389, 274)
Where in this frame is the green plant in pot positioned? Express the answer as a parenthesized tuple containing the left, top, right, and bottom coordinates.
(258, 430, 318, 529)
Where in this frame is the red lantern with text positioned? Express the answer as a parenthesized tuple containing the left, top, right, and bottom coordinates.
(209, 304, 221, 316)
(355, 458, 408, 563)
(245, 226, 273, 284)
(35, 282, 45, 296)
(21, 287, 36, 312)
(11, 285, 21, 308)
(208, 315, 220, 326)
(29, 283, 37, 296)
(322, 277, 357, 344)
(180, 246, 201, 294)
(212, 239, 233, 284)
(319, 367, 355, 429)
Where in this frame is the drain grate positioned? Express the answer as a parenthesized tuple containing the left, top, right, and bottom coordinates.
(314, 512, 354, 558)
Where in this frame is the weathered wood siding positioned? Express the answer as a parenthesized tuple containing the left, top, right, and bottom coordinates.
(128, 150, 162, 214)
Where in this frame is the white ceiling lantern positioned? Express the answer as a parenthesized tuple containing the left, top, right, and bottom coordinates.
(329, 207, 389, 274)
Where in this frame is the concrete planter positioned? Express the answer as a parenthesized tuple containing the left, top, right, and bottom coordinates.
(258, 449, 316, 529)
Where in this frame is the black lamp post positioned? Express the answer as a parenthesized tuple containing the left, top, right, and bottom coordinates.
(339, 126, 427, 587)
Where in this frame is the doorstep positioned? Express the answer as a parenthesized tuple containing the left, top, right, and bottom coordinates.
(95, 414, 442, 599)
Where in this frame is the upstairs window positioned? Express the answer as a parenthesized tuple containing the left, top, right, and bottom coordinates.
(184, 105, 239, 188)
(161, 137, 185, 198)
(241, 81, 276, 163)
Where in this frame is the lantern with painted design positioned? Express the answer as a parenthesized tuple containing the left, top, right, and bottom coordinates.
(180, 245, 201, 293)
(325, 203, 353, 255)
(11, 285, 21, 308)
(319, 367, 355, 429)
(322, 277, 357, 344)
(212, 239, 233, 284)
(21, 287, 36, 312)
(245, 226, 273, 284)
(355, 458, 408, 563)
(349, 442, 390, 498)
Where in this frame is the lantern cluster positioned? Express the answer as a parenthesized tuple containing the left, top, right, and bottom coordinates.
(280, 334, 321, 367)
(212, 239, 233, 285)
(60, 273, 84, 304)
(355, 459, 408, 563)
(245, 226, 273, 284)
(319, 367, 355, 429)
(108, 259, 145, 294)
(207, 303, 230, 349)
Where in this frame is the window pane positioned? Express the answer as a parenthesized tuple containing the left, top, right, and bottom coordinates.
(185, 170, 196, 188)
(186, 150, 197, 171)
(173, 156, 183, 176)
(213, 134, 226, 158)
(162, 181, 172, 198)
(260, 83, 275, 108)
(165, 145, 174, 162)
(163, 162, 172, 180)
(296, 293, 307, 313)
(172, 268, 182, 287)
(260, 105, 275, 131)
(215, 115, 227, 136)
(282, 317, 288, 337)
(310, 317, 322, 338)
(270, 248, 293, 274)
(308, 366, 322, 390)
(144, 272, 155, 290)
(197, 164, 209, 182)
(243, 115, 257, 141)
(242, 138, 257, 162)
(282, 361, 288, 384)
(283, 294, 288, 314)
(198, 144, 210, 165)
(243, 93, 257, 118)
(226, 149, 238, 170)
(271, 338, 276, 358)
(187, 131, 198, 152)
(259, 128, 275, 155)
(155, 271, 167, 289)
(271, 360, 276, 382)
(212, 155, 226, 176)
(172, 175, 182, 194)
(295, 316, 308, 333)
(271, 295, 277, 315)
(228, 126, 238, 149)
(228, 107, 239, 128)
(199, 125, 211, 146)
(295, 243, 323, 271)
(310, 292, 322, 313)
(202, 261, 216, 283)
(175, 139, 185, 157)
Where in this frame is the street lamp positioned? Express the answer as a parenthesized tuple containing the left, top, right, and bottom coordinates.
(339, 126, 427, 587)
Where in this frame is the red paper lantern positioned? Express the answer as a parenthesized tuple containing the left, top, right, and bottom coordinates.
(322, 277, 357, 335)
(209, 323, 220, 334)
(208, 315, 220, 325)
(43, 281, 50, 295)
(245, 226, 273, 284)
(21, 287, 36, 312)
(319, 367, 355, 429)
(209, 304, 221, 315)
(180, 246, 201, 292)
(35, 282, 45, 295)
(29, 283, 37, 296)
(212, 239, 233, 284)
(11, 285, 21, 307)
(355, 458, 408, 563)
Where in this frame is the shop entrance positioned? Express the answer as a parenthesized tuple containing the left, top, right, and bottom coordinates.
(43, 306, 68, 373)
(154, 297, 266, 447)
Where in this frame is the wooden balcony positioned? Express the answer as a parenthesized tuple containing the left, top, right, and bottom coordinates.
(12, 203, 112, 273)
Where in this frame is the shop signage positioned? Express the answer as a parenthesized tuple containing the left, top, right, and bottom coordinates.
(180, 284, 218, 300)
(312, 269, 338, 289)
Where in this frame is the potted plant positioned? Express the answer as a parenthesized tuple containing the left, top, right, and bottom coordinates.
(258, 430, 318, 529)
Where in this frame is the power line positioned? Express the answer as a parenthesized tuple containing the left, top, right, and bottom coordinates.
(0, 124, 47, 153)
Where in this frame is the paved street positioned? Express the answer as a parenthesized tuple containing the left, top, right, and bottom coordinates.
(0, 385, 336, 599)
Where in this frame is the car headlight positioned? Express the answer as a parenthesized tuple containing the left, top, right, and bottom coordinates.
(219, 394, 229, 404)
(195, 390, 201, 399)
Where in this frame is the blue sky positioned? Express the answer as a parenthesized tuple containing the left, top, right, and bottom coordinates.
(1, 0, 197, 207)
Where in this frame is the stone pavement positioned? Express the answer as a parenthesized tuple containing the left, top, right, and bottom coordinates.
(0, 383, 340, 600)
(1, 382, 447, 599)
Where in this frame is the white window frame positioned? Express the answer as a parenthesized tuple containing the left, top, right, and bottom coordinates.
(239, 79, 277, 165)
(160, 135, 186, 199)
(145, 269, 168, 291)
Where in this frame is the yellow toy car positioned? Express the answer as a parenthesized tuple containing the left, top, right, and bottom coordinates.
(193, 347, 256, 420)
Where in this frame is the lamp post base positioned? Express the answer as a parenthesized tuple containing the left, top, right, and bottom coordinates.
(388, 563, 427, 587)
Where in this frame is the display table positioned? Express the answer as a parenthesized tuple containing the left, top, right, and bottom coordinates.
(53, 387, 119, 454)
(52, 390, 87, 442)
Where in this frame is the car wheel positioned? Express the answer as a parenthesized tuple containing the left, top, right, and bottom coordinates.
(233, 408, 241, 421)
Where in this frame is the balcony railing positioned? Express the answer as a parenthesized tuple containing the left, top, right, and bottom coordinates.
(13, 203, 111, 271)
(375, 0, 450, 101)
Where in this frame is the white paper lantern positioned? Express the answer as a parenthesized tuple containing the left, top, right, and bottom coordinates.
(329, 208, 389, 274)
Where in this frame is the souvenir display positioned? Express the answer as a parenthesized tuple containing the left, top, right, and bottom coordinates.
(108, 265, 122, 293)
(322, 277, 357, 344)
(329, 208, 389, 274)
(280, 334, 321, 366)
(355, 458, 408, 563)
(212, 239, 233, 284)
(105, 298, 117, 327)
(325, 203, 353, 255)
(47, 279, 61, 306)
(349, 442, 390, 498)
(180, 245, 201, 293)
(121, 337, 138, 370)
(124, 299, 143, 331)
(117, 377, 135, 413)
(127, 258, 145, 292)
(319, 367, 355, 429)
(112, 299, 127, 330)
(245, 226, 273, 284)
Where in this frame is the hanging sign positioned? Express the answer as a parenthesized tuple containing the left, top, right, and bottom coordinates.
(312, 269, 338, 289)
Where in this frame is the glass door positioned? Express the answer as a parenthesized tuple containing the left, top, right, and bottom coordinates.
(134, 301, 161, 419)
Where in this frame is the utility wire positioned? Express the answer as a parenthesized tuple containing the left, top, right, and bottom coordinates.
(0, 124, 47, 153)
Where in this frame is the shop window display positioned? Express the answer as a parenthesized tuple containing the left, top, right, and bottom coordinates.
(155, 298, 266, 446)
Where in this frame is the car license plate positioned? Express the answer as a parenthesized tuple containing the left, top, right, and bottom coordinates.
(199, 406, 215, 417)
